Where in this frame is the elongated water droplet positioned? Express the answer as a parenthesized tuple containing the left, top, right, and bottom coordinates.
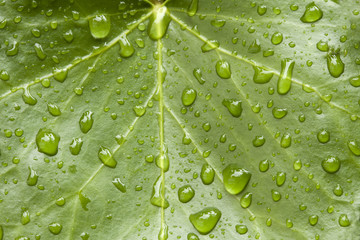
(98, 146, 117, 168)
(47, 103, 61, 116)
(148, 6, 171, 40)
(34, 43, 46, 60)
(259, 159, 269, 172)
(119, 36, 134, 58)
(36, 128, 60, 156)
(339, 214, 350, 227)
(333, 184, 343, 196)
(309, 215, 318, 226)
(155, 147, 169, 172)
(223, 164, 251, 195)
(69, 138, 83, 155)
(293, 159, 302, 170)
(182, 133, 191, 145)
(300, 2, 323, 23)
(271, 189, 281, 202)
(178, 185, 195, 203)
(193, 68, 205, 84)
(317, 129, 330, 143)
(48, 222, 62, 235)
(182, 88, 197, 106)
(52, 68, 68, 83)
(79, 191, 91, 211)
(6, 41, 19, 56)
(272, 107, 288, 119)
(276, 172, 286, 186)
(89, 15, 111, 39)
(240, 192, 252, 208)
(27, 167, 38, 186)
(349, 75, 360, 87)
(189, 207, 221, 235)
(253, 66, 273, 84)
(277, 59, 295, 95)
(271, 32, 283, 45)
(112, 178, 126, 193)
(21, 210, 30, 225)
(236, 225, 248, 235)
(280, 133, 291, 148)
(201, 40, 219, 52)
(22, 87, 37, 105)
(327, 52, 344, 78)
(216, 60, 231, 79)
(187, 0, 198, 16)
(222, 99, 242, 117)
(150, 175, 169, 208)
(348, 140, 360, 156)
(201, 164, 215, 185)
(322, 156, 340, 173)
(158, 224, 168, 240)
(79, 111, 94, 133)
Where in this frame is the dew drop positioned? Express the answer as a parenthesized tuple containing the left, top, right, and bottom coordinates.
(201, 164, 215, 185)
(69, 138, 83, 155)
(89, 15, 111, 39)
(339, 214, 350, 227)
(309, 215, 318, 226)
(271, 189, 281, 202)
(277, 58, 295, 95)
(79, 111, 94, 133)
(112, 178, 126, 193)
(48, 222, 62, 235)
(280, 133, 291, 148)
(182, 134, 191, 145)
(189, 207, 221, 235)
(201, 40, 219, 52)
(222, 99, 242, 117)
(182, 88, 197, 106)
(348, 140, 360, 156)
(21, 210, 30, 225)
(272, 107, 288, 119)
(119, 36, 135, 58)
(187, 0, 198, 16)
(148, 6, 171, 40)
(98, 146, 117, 168)
(150, 175, 169, 208)
(79, 191, 91, 211)
(133, 106, 146, 117)
(211, 19, 226, 28)
(52, 68, 68, 83)
(349, 75, 360, 87)
(271, 32, 283, 45)
(0, 70, 10, 81)
(63, 30, 74, 43)
(193, 68, 205, 84)
(240, 192, 252, 208)
(316, 40, 329, 52)
(235, 225, 248, 235)
(36, 128, 60, 156)
(300, 2, 323, 23)
(333, 184, 343, 196)
(155, 147, 170, 172)
(276, 172, 286, 186)
(223, 164, 251, 195)
(252, 66, 273, 84)
(6, 41, 19, 56)
(293, 159, 302, 171)
(27, 167, 38, 186)
(158, 224, 168, 240)
(178, 185, 195, 203)
(259, 159, 269, 172)
(215, 60, 231, 79)
(317, 129, 330, 143)
(248, 39, 261, 53)
(47, 103, 61, 116)
(252, 135, 265, 147)
(257, 5, 267, 15)
(22, 87, 37, 105)
(34, 43, 46, 60)
(187, 233, 199, 240)
(327, 52, 344, 78)
(321, 156, 340, 173)
(56, 197, 66, 206)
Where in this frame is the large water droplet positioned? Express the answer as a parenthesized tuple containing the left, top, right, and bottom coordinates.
(119, 36, 134, 58)
(240, 192, 252, 208)
(79, 111, 94, 133)
(22, 87, 37, 105)
(349, 75, 360, 87)
(300, 2, 323, 23)
(189, 207, 221, 235)
(69, 138, 83, 155)
(178, 185, 195, 203)
(187, 0, 198, 16)
(271, 32, 283, 45)
(47, 103, 61, 116)
(235, 225, 248, 235)
(321, 156, 340, 173)
(27, 167, 38, 186)
(309, 215, 318, 226)
(150, 175, 169, 208)
(338, 214, 350, 227)
(158, 224, 168, 240)
(112, 178, 126, 193)
(79, 191, 91, 211)
(98, 146, 117, 168)
(148, 6, 171, 40)
(52, 68, 68, 83)
(277, 58, 295, 95)
(215, 60, 231, 79)
(348, 140, 360, 156)
(317, 129, 330, 143)
(187, 233, 199, 240)
(280, 133, 291, 148)
(89, 15, 111, 39)
(222, 99, 242, 117)
(253, 66, 273, 84)
(276, 172, 286, 186)
(182, 88, 197, 106)
(200, 164, 215, 185)
(259, 159, 269, 172)
(327, 52, 344, 78)
(48, 222, 62, 235)
(155, 147, 170, 172)
(222, 164, 251, 195)
(36, 128, 60, 156)
(272, 107, 288, 119)
(21, 210, 30, 225)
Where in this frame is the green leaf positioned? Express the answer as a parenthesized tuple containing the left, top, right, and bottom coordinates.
(0, 0, 360, 239)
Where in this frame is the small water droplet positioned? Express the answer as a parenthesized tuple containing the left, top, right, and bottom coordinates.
(63, 30, 74, 43)
(271, 189, 281, 202)
(272, 107, 288, 119)
(271, 32, 283, 45)
(201, 164, 215, 185)
(321, 156, 340, 173)
(259, 159, 269, 172)
(333, 184, 343, 196)
(89, 15, 111, 39)
(293, 159, 302, 171)
(79, 191, 91, 211)
(253, 66, 273, 84)
(257, 5, 267, 15)
(112, 178, 126, 193)
(36, 128, 60, 156)
(223, 164, 251, 195)
(0, 70, 10, 81)
(222, 99, 242, 117)
(56, 197, 66, 206)
(148, 6, 171, 40)
(187, 233, 199, 240)
(215, 60, 231, 79)
(327, 51, 344, 78)
(339, 214, 350, 227)
(240, 192, 252, 208)
(47, 103, 61, 116)
(79, 111, 94, 133)
(119, 36, 135, 58)
(155, 147, 170, 172)
(235, 224, 248, 235)
(277, 58, 295, 95)
(158, 224, 168, 240)
(98, 146, 117, 168)
(150, 175, 169, 208)
(316, 40, 329, 52)
(308, 215, 318, 226)
(300, 2, 323, 23)
(69, 138, 83, 155)
(178, 185, 195, 203)
(48, 222, 62, 235)
(248, 39, 261, 53)
(182, 88, 197, 106)
(6, 41, 19, 56)
(211, 19, 226, 28)
(189, 207, 221, 235)
(193, 68, 205, 84)
(21, 210, 30, 225)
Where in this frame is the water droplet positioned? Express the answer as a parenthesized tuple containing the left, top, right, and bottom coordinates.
(286, 219, 293, 228)
(276, 172, 286, 186)
(182, 134, 191, 145)
(22, 87, 37, 105)
(271, 189, 281, 202)
(119, 36, 134, 58)
(300, 2, 323, 23)
(211, 19, 226, 28)
(56, 197, 66, 206)
(21, 210, 30, 225)
(0, 70, 10, 81)
(293, 159, 302, 171)
(148, 6, 171, 40)
(52, 68, 68, 83)
(240, 192, 252, 208)
(349, 75, 360, 87)
(187, 0, 198, 16)
(201, 164, 215, 185)
(339, 214, 350, 227)
(182, 88, 197, 106)
(27, 167, 39, 186)
(34, 43, 46, 60)
(327, 52, 344, 78)
(187, 233, 199, 240)
(193, 68, 205, 84)
(178, 185, 195, 203)
(189, 207, 221, 235)
(47, 103, 61, 116)
(280, 133, 291, 148)
(272, 107, 288, 119)
(252, 66, 273, 84)
(63, 30, 74, 43)
(266, 218, 272, 227)
(215, 60, 231, 79)
(112, 178, 126, 193)
(321, 156, 340, 173)
(277, 58, 295, 95)
(158, 224, 168, 240)
(257, 5, 267, 15)
(259, 159, 269, 172)
(333, 184, 343, 196)
(348, 140, 360, 156)
(201, 40, 219, 52)
(36, 128, 60, 156)
(48, 222, 62, 235)
(150, 175, 169, 208)
(253, 136, 265, 147)
(133, 106, 146, 117)
(69, 138, 83, 155)
(0, 18, 7, 29)
(79, 191, 91, 211)
(271, 32, 283, 45)
(235, 225, 248, 235)
(79, 111, 94, 133)
(6, 41, 19, 56)
(98, 146, 117, 168)
(248, 39, 261, 53)
(317, 40, 329, 52)
(223, 164, 251, 195)
(222, 99, 242, 117)
(308, 215, 318, 226)
(317, 129, 330, 143)
(155, 147, 169, 172)
(89, 15, 111, 39)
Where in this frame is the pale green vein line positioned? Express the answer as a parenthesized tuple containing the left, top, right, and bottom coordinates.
(117, 214, 149, 240)
(67, 197, 79, 240)
(169, 13, 360, 119)
(0, 10, 153, 102)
